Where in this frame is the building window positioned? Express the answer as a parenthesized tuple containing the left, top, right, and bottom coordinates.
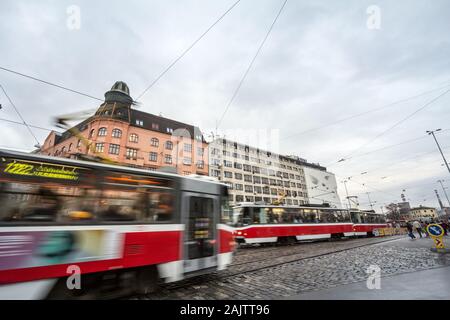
(61, 146, 66, 154)
(244, 175, 252, 183)
(254, 186, 262, 194)
(95, 143, 104, 153)
(197, 147, 204, 156)
(253, 176, 261, 184)
(165, 141, 173, 150)
(235, 173, 243, 180)
(112, 128, 122, 138)
(165, 155, 172, 164)
(166, 127, 173, 134)
(151, 138, 159, 147)
(126, 148, 138, 160)
(129, 133, 139, 143)
(234, 162, 242, 169)
(211, 169, 220, 177)
(183, 157, 192, 165)
(109, 143, 120, 155)
(235, 183, 243, 190)
(68, 143, 72, 152)
(224, 171, 233, 178)
(196, 160, 204, 169)
(77, 139, 81, 148)
(152, 123, 159, 130)
(183, 171, 191, 175)
(89, 129, 95, 138)
(136, 119, 144, 126)
(245, 185, 253, 193)
(243, 164, 251, 172)
(223, 160, 232, 168)
(184, 144, 192, 152)
(149, 152, 158, 162)
(98, 127, 107, 136)
(236, 195, 244, 202)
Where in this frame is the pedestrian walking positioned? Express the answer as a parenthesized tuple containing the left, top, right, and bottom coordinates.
(413, 220, 423, 238)
(440, 221, 448, 236)
(406, 221, 416, 240)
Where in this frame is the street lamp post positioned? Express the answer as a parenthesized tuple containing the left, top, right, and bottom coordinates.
(427, 129, 450, 175)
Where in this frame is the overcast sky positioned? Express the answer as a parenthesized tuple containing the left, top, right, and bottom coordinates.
(1, 0, 450, 211)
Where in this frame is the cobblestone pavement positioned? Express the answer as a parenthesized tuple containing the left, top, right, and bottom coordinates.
(133, 236, 450, 300)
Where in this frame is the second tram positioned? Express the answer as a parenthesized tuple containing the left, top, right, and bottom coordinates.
(231, 203, 387, 245)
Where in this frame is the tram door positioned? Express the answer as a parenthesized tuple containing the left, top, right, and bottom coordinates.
(182, 193, 217, 273)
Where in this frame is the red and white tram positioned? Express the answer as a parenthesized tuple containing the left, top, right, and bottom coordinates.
(0, 149, 235, 299)
(232, 204, 355, 244)
(231, 204, 387, 245)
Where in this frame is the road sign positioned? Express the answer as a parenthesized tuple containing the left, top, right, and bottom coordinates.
(427, 224, 444, 237)
(427, 224, 446, 251)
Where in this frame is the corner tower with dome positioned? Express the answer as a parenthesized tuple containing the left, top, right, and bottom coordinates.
(39, 81, 208, 176)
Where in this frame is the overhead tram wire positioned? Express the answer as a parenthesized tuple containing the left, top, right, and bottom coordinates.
(332, 87, 450, 166)
(324, 129, 450, 168)
(281, 82, 450, 142)
(215, 0, 289, 132)
(0, 66, 103, 102)
(343, 143, 450, 180)
(0, 84, 41, 147)
(136, 0, 242, 101)
(0, 117, 53, 132)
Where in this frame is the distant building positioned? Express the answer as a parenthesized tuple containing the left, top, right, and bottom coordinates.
(39, 81, 208, 176)
(410, 206, 438, 222)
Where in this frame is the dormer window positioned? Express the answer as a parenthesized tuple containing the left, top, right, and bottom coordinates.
(166, 127, 174, 134)
(136, 119, 143, 126)
(152, 123, 159, 130)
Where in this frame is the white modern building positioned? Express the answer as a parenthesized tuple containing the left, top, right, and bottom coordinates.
(208, 138, 340, 207)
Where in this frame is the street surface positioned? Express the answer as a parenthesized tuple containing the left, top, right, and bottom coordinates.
(132, 235, 450, 300)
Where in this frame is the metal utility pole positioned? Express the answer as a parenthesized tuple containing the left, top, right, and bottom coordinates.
(437, 180, 450, 207)
(427, 129, 450, 175)
(366, 192, 374, 210)
(342, 180, 352, 210)
(435, 189, 444, 210)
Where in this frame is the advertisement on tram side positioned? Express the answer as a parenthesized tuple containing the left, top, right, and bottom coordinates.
(0, 229, 122, 271)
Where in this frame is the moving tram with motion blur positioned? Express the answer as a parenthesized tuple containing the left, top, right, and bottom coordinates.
(231, 203, 387, 245)
(0, 149, 235, 299)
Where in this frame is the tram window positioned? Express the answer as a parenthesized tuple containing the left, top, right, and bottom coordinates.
(147, 190, 174, 222)
(0, 182, 98, 223)
(98, 189, 144, 221)
(351, 212, 362, 223)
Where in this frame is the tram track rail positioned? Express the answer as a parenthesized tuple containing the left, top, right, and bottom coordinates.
(133, 235, 404, 296)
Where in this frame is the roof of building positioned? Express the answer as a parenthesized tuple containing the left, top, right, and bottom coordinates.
(51, 81, 206, 146)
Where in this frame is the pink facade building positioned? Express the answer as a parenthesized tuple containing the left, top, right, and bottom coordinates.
(40, 81, 208, 176)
